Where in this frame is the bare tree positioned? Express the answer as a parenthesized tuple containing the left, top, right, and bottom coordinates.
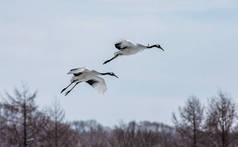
(41, 99, 64, 147)
(72, 120, 110, 147)
(205, 92, 237, 147)
(173, 96, 204, 147)
(50, 99, 65, 147)
(0, 102, 7, 146)
(2, 86, 238, 147)
(40, 99, 79, 147)
(0, 87, 50, 147)
(1, 88, 37, 147)
(110, 121, 178, 147)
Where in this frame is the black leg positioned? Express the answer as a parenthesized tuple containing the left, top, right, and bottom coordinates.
(65, 82, 80, 96)
(61, 82, 74, 93)
(103, 54, 119, 64)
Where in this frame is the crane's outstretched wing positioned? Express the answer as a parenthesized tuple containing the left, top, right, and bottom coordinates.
(115, 40, 135, 50)
(86, 76, 107, 94)
(67, 67, 89, 76)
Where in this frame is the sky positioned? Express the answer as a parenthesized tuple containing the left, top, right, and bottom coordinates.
(0, 0, 238, 127)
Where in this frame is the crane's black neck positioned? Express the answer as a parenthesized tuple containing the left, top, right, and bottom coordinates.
(147, 45, 157, 48)
(100, 72, 112, 76)
(99, 72, 118, 78)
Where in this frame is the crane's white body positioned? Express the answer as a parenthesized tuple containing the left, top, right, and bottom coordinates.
(114, 40, 147, 56)
(65, 67, 107, 94)
(68, 67, 101, 82)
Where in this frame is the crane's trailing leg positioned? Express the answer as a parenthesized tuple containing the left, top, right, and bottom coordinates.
(61, 80, 79, 93)
(103, 54, 120, 64)
(65, 82, 80, 96)
(61, 82, 74, 93)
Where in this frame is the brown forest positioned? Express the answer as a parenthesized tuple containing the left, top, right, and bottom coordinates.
(0, 88, 238, 147)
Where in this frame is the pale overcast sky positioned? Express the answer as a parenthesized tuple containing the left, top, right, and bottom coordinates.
(0, 0, 238, 126)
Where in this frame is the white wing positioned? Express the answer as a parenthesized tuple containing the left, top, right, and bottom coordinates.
(120, 40, 136, 47)
(67, 67, 89, 75)
(115, 40, 136, 49)
(86, 76, 107, 94)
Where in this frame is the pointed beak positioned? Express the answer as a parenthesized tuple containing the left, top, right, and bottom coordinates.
(113, 74, 119, 78)
(159, 46, 164, 51)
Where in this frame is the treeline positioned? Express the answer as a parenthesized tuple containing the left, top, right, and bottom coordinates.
(0, 88, 238, 147)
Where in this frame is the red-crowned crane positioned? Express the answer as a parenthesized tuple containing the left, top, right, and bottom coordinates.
(103, 40, 164, 64)
(61, 67, 118, 96)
